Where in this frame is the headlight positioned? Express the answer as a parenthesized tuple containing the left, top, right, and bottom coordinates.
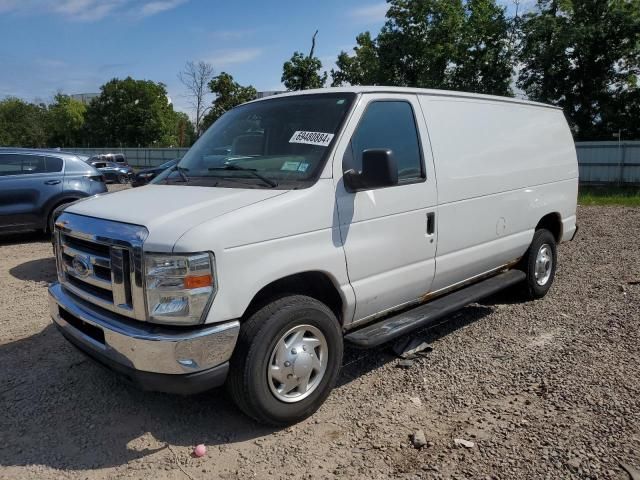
(144, 252, 216, 325)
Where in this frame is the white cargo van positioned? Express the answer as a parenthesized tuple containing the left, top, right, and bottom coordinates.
(49, 87, 578, 425)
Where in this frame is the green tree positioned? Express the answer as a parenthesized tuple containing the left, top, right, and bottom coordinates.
(164, 110, 196, 147)
(518, 0, 640, 139)
(201, 72, 257, 130)
(377, 0, 465, 88)
(331, 0, 513, 95)
(331, 32, 383, 86)
(47, 93, 87, 147)
(282, 30, 328, 90)
(0, 97, 48, 147)
(448, 0, 513, 94)
(83, 77, 178, 147)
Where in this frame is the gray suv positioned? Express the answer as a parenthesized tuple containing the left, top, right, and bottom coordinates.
(0, 148, 107, 234)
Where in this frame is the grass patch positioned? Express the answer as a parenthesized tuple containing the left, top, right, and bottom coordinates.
(578, 186, 640, 207)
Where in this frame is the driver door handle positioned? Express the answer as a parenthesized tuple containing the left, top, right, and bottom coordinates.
(426, 212, 435, 235)
(44, 180, 61, 185)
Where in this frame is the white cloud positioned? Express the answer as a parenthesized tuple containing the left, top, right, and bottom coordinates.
(138, 0, 188, 17)
(0, 0, 20, 13)
(52, 0, 125, 21)
(0, 0, 189, 21)
(348, 3, 387, 24)
(207, 48, 263, 67)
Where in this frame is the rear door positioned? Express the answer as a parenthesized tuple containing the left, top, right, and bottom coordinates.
(334, 94, 438, 324)
(0, 153, 64, 231)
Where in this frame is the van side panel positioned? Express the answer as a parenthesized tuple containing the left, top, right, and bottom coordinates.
(419, 96, 578, 292)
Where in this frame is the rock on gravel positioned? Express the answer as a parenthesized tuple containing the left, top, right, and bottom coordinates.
(0, 205, 639, 480)
(454, 438, 475, 448)
(411, 430, 428, 449)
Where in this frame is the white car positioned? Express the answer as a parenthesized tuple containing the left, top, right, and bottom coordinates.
(49, 87, 578, 425)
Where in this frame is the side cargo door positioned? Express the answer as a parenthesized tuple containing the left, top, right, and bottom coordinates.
(333, 93, 439, 325)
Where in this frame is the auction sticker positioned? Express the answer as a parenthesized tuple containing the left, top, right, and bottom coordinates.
(281, 161, 301, 171)
(289, 131, 334, 147)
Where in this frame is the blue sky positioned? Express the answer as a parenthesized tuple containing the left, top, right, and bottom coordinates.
(0, 0, 528, 115)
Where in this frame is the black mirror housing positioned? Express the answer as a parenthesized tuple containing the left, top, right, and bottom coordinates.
(344, 149, 398, 190)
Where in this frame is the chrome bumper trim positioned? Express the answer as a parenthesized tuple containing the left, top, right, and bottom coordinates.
(49, 282, 239, 375)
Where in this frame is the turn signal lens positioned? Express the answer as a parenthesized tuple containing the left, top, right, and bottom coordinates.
(184, 274, 213, 289)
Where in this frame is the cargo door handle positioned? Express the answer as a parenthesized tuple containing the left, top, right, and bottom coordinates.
(44, 180, 61, 185)
(426, 212, 435, 235)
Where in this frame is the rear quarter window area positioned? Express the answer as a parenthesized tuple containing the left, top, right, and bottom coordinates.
(419, 97, 577, 204)
(44, 156, 63, 173)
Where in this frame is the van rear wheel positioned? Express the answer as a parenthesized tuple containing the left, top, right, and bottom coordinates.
(520, 229, 557, 299)
(227, 295, 343, 426)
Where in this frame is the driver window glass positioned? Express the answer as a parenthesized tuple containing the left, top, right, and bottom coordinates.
(344, 100, 424, 181)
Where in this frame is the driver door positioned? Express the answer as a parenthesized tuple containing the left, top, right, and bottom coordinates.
(334, 93, 438, 324)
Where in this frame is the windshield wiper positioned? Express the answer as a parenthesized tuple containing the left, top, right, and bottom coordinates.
(168, 165, 189, 182)
(208, 164, 277, 188)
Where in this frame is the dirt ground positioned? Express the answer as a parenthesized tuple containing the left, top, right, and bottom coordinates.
(0, 199, 638, 479)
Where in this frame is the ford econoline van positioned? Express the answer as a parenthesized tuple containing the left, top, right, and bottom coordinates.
(49, 87, 578, 425)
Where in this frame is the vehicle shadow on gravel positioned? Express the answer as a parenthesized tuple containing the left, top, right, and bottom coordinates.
(0, 324, 278, 471)
(338, 304, 494, 387)
(9, 257, 57, 283)
(478, 286, 528, 306)
(0, 231, 50, 246)
(0, 304, 494, 471)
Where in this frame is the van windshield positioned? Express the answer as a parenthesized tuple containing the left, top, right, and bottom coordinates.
(154, 93, 356, 189)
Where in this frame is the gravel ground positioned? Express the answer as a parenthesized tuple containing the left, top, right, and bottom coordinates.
(0, 199, 638, 480)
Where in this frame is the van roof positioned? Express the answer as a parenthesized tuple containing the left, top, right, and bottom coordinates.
(249, 86, 560, 110)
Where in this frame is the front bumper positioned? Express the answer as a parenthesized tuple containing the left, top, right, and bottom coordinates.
(49, 282, 240, 394)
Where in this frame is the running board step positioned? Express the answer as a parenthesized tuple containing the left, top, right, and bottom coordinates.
(344, 269, 526, 348)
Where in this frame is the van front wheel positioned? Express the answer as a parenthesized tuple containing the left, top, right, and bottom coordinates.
(227, 295, 343, 426)
(521, 229, 557, 299)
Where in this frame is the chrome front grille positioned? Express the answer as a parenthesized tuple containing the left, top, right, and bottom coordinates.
(54, 212, 149, 321)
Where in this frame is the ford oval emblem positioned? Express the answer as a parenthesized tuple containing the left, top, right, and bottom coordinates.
(72, 256, 90, 278)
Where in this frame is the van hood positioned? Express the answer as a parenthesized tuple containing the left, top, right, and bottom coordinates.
(66, 185, 287, 249)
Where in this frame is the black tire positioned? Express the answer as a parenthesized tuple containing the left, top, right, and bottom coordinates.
(117, 174, 128, 184)
(227, 295, 343, 426)
(520, 229, 557, 299)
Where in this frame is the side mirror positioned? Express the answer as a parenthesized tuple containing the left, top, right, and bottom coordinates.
(344, 148, 398, 190)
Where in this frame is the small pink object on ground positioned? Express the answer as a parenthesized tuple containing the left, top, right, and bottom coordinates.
(194, 444, 206, 457)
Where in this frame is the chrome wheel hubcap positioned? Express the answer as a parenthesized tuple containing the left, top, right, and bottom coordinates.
(535, 244, 553, 286)
(268, 325, 327, 403)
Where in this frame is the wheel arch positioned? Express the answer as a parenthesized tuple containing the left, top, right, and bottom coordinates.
(242, 271, 345, 325)
(535, 212, 562, 243)
(43, 193, 87, 231)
